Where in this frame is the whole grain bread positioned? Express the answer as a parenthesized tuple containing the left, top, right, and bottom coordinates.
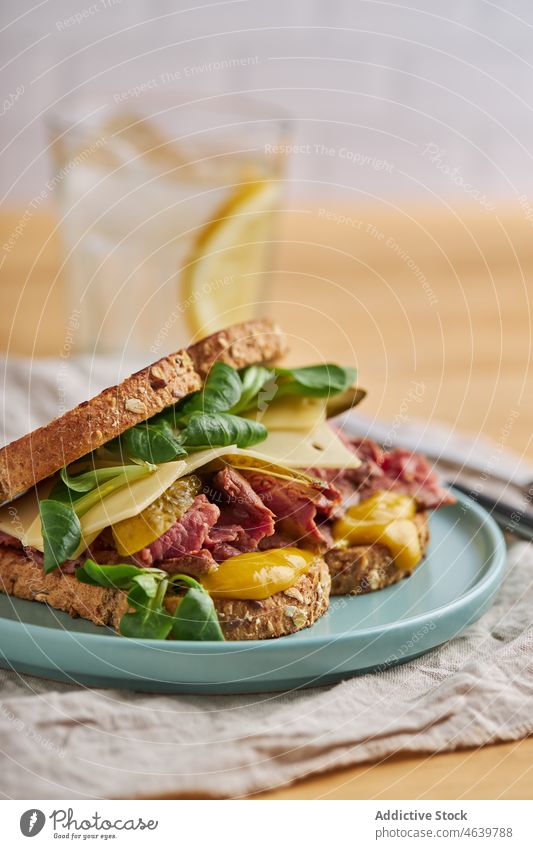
(325, 511, 430, 595)
(0, 546, 129, 629)
(0, 319, 288, 504)
(168, 555, 330, 639)
(188, 318, 288, 377)
(0, 547, 329, 640)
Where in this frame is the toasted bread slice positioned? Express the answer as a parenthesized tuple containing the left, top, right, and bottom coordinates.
(0, 351, 200, 506)
(0, 319, 288, 504)
(0, 547, 329, 641)
(188, 318, 288, 377)
(326, 511, 430, 595)
(165, 555, 330, 640)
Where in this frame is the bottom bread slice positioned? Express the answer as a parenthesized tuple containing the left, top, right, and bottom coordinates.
(325, 511, 430, 595)
(0, 547, 330, 641)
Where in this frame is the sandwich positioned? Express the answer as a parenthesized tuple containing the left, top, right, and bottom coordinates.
(0, 319, 453, 642)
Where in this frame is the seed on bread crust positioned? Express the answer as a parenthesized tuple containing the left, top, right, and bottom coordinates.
(124, 398, 146, 414)
(283, 605, 307, 628)
(283, 586, 305, 603)
(148, 365, 168, 389)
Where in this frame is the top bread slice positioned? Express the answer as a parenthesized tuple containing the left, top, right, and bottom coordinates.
(0, 318, 288, 504)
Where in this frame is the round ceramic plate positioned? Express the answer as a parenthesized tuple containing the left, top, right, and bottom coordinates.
(0, 490, 505, 694)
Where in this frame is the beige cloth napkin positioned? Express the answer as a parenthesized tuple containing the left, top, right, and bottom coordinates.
(1, 357, 532, 799)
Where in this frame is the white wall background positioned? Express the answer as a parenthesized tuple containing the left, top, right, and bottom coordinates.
(1, 0, 533, 204)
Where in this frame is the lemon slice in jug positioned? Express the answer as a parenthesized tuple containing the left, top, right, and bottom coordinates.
(181, 180, 280, 335)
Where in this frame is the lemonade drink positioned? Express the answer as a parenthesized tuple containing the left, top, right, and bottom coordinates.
(49, 101, 285, 356)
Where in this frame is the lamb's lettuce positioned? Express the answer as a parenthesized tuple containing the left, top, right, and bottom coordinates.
(40, 500, 82, 574)
(274, 364, 356, 399)
(180, 412, 267, 450)
(76, 561, 224, 641)
(42, 464, 157, 572)
(173, 362, 243, 422)
(121, 419, 186, 464)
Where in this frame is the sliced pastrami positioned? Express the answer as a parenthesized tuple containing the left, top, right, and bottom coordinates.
(209, 467, 275, 554)
(134, 494, 220, 566)
(314, 437, 455, 510)
(239, 471, 340, 549)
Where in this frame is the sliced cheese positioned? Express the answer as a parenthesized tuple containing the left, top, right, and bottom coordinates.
(242, 423, 361, 469)
(20, 449, 238, 552)
(0, 478, 54, 547)
(241, 396, 360, 467)
(23, 459, 185, 551)
(0, 490, 40, 542)
(245, 395, 327, 431)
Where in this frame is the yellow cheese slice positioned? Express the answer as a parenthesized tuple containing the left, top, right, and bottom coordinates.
(242, 396, 360, 467)
(22, 459, 184, 551)
(243, 423, 361, 470)
(0, 491, 40, 542)
(0, 478, 54, 547)
(20, 449, 236, 552)
(245, 396, 327, 431)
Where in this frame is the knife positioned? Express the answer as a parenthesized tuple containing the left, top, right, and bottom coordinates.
(433, 459, 533, 542)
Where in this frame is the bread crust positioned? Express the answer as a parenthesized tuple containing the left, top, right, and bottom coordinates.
(325, 511, 430, 595)
(166, 556, 330, 640)
(0, 548, 330, 641)
(0, 319, 288, 503)
(188, 318, 288, 376)
(0, 351, 200, 505)
(0, 547, 129, 630)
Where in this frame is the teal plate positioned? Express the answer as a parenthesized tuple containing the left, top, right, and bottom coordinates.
(0, 491, 505, 694)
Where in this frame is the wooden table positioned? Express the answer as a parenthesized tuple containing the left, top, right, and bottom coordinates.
(1, 205, 532, 799)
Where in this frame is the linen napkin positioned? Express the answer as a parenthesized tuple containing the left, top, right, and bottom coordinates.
(1, 356, 532, 800)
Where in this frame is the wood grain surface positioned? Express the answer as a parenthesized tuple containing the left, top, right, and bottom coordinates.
(1, 204, 532, 800)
